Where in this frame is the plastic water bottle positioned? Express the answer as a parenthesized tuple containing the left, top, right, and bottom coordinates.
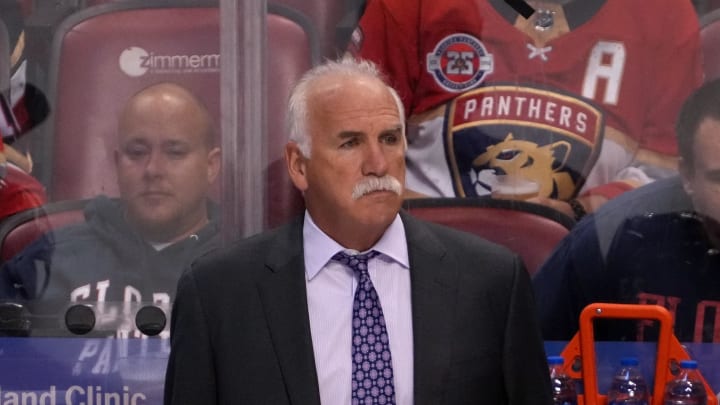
(663, 360, 708, 405)
(548, 356, 578, 405)
(607, 357, 650, 405)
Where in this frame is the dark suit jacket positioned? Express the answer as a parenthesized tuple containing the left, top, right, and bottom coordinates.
(164, 212, 553, 405)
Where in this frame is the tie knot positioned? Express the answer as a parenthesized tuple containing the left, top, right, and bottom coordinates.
(331, 250, 380, 274)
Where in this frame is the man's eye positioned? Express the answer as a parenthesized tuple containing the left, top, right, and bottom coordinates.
(124, 147, 148, 159)
(167, 148, 189, 158)
(340, 138, 360, 149)
(381, 133, 400, 145)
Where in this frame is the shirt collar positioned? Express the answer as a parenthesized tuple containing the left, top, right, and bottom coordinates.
(303, 211, 409, 281)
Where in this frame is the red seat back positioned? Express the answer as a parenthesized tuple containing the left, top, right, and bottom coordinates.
(264, 7, 319, 227)
(0, 200, 88, 263)
(403, 198, 575, 276)
(44, 3, 220, 201)
(273, 0, 359, 57)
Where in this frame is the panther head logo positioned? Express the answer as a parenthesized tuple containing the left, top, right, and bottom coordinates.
(471, 133, 575, 199)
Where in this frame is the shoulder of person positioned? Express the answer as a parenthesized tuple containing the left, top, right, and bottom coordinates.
(185, 217, 303, 279)
(611, 211, 704, 249)
(401, 212, 519, 265)
(588, 177, 691, 254)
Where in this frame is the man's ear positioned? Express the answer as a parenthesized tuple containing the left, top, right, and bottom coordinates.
(206, 147, 221, 183)
(285, 142, 308, 192)
(679, 157, 694, 196)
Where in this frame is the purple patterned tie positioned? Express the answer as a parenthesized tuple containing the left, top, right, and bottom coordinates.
(332, 250, 396, 405)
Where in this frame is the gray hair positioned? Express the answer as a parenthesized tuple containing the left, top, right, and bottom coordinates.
(286, 55, 406, 157)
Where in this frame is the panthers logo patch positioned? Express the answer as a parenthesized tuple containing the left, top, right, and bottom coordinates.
(426, 34, 494, 93)
(444, 84, 605, 199)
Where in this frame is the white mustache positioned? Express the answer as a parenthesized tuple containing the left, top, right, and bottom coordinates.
(352, 175, 403, 200)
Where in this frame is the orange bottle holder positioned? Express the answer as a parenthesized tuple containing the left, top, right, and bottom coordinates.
(555, 303, 717, 405)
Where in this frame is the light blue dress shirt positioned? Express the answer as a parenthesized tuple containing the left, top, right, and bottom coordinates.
(303, 212, 414, 405)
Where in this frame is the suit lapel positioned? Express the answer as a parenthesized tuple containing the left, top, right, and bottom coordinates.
(254, 213, 460, 404)
(402, 212, 459, 404)
(257, 217, 321, 405)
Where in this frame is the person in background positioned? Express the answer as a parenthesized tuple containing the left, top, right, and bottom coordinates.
(348, 0, 702, 221)
(164, 56, 552, 405)
(0, 82, 221, 338)
(533, 78, 720, 343)
(0, 0, 47, 221)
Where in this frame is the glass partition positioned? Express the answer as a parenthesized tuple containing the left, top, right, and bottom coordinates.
(0, 0, 718, 402)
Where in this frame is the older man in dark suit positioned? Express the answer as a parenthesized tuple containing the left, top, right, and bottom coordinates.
(164, 56, 553, 405)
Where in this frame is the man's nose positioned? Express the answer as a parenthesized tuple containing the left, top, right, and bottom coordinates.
(362, 141, 389, 176)
(143, 150, 166, 177)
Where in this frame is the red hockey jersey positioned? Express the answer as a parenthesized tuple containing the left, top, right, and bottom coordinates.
(351, 0, 702, 199)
